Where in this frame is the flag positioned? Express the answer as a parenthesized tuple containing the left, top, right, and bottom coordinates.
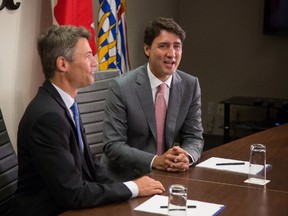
(97, 0, 130, 73)
(51, 0, 97, 55)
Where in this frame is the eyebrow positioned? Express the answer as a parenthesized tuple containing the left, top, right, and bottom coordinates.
(85, 51, 93, 56)
(158, 41, 182, 45)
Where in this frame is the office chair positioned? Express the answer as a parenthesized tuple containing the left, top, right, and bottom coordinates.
(0, 108, 18, 216)
(76, 70, 120, 160)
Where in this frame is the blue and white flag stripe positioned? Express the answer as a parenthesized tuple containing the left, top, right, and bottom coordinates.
(97, 0, 130, 74)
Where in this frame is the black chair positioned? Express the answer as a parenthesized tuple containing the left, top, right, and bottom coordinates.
(76, 70, 120, 160)
(0, 108, 18, 216)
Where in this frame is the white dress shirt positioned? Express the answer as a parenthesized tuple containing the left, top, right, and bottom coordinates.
(146, 65, 194, 167)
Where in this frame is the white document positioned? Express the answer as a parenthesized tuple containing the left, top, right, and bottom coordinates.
(196, 157, 272, 175)
(134, 195, 225, 216)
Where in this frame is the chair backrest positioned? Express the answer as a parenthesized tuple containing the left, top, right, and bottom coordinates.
(0, 108, 18, 216)
(76, 70, 120, 160)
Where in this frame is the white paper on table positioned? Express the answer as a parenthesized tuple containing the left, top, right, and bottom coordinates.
(196, 157, 272, 175)
(134, 195, 226, 216)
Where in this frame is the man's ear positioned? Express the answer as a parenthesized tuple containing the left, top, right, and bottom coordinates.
(143, 44, 150, 57)
(56, 56, 68, 73)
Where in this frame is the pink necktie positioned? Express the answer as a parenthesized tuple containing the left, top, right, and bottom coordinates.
(155, 83, 167, 155)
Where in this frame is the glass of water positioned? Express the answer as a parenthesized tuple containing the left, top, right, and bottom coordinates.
(248, 144, 266, 184)
(168, 184, 187, 216)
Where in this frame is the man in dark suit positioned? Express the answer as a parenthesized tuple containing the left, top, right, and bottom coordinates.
(13, 25, 164, 216)
(100, 17, 204, 181)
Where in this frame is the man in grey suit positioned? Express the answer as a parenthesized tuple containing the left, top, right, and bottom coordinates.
(13, 25, 164, 216)
(101, 17, 204, 181)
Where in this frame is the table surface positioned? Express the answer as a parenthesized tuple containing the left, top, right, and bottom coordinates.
(60, 124, 288, 216)
(154, 124, 288, 192)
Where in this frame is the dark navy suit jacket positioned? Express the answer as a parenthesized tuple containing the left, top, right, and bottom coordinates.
(14, 80, 131, 216)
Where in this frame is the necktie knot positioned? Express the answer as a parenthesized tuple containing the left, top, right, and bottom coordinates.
(70, 102, 79, 118)
(157, 83, 166, 94)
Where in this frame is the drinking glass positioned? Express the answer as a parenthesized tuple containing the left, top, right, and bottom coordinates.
(168, 184, 187, 216)
(248, 144, 266, 184)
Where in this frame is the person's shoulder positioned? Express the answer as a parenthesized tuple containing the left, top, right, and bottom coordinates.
(176, 69, 196, 78)
(116, 65, 146, 83)
(175, 69, 199, 82)
(27, 89, 62, 115)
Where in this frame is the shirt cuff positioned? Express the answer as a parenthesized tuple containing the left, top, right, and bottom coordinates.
(150, 155, 157, 170)
(124, 181, 139, 198)
(188, 154, 194, 165)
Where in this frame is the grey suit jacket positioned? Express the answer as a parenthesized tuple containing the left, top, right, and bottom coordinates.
(101, 64, 204, 181)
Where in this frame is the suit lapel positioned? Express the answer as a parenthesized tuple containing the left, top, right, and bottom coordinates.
(135, 67, 157, 141)
(42, 80, 72, 121)
(42, 80, 94, 181)
(78, 118, 96, 181)
(134, 69, 183, 148)
(165, 72, 183, 147)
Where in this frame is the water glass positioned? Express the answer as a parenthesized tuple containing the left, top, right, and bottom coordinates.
(248, 144, 266, 184)
(168, 184, 187, 216)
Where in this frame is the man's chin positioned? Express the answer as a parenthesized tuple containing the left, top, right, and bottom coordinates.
(164, 69, 176, 76)
(81, 78, 94, 88)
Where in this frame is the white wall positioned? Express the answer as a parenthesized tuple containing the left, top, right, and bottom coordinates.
(0, 0, 52, 151)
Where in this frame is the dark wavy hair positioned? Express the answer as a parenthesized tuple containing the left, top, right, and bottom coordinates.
(144, 17, 186, 47)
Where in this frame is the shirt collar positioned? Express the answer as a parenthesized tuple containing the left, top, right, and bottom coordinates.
(147, 63, 172, 89)
(52, 83, 74, 109)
